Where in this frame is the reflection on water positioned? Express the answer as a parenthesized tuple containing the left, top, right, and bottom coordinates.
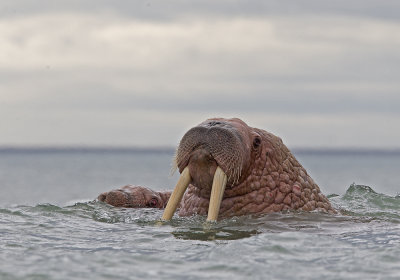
(172, 228, 260, 241)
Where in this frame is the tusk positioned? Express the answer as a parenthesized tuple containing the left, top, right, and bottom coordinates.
(206, 166, 228, 222)
(162, 167, 191, 221)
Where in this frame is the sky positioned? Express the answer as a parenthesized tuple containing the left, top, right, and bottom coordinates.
(1, 0, 399, 149)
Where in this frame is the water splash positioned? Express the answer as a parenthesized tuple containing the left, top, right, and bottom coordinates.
(337, 183, 400, 222)
(1, 184, 399, 242)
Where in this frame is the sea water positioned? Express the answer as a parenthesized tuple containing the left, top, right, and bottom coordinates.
(0, 149, 399, 280)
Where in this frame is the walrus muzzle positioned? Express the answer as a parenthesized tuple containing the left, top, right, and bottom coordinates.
(161, 166, 227, 222)
(162, 120, 246, 221)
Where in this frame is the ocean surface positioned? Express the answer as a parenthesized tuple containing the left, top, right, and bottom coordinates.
(1, 148, 399, 280)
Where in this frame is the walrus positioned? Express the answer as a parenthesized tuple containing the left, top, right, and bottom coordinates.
(98, 118, 335, 221)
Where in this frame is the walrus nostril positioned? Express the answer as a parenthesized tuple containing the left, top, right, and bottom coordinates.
(207, 121, 222, 127)
(98, 193, 107, 202)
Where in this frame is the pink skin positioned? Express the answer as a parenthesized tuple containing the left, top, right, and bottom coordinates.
(98, 185, 171, 209)
(98, 118, 336, 218)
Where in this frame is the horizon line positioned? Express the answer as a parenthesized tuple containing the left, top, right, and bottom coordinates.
(1, 145, 400, 156)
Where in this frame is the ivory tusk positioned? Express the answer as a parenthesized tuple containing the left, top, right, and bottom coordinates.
(162, 167, 191, 221)
(206, 166, 228, 222)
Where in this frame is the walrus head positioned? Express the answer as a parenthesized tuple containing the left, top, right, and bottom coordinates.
(163, 118, 266, 221)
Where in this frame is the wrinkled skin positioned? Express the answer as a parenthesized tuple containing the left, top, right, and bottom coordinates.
(98, 185, 170, 209)
(98, 118, 335, 218)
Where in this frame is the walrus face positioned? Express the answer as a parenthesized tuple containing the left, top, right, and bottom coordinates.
(163, 118, 264, 221)
(175, 118, 259, 189)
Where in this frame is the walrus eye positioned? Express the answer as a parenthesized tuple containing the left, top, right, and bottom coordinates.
(253, 137, 261, 149)
(148, 198, 158, 208)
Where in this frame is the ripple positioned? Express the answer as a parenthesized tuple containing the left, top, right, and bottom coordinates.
(0, 208, 28, 217)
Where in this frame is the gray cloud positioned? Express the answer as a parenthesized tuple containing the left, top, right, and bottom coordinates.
(2, 0, 400, 21)
(0, 1, 399, 147)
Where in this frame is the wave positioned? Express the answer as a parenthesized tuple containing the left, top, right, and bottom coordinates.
(333, 184, 400, 222)
(1, 184, 399, 231)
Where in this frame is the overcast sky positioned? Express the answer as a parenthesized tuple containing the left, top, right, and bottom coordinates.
(1, 1, 399, 148)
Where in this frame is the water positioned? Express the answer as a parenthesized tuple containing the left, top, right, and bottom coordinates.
(1, 149, 400, 280)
